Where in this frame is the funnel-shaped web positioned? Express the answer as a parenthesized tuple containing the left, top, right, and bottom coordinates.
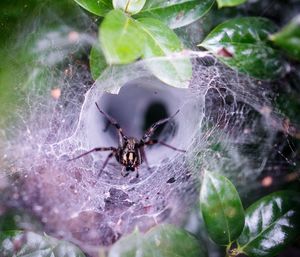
(1, 36, 298, 256)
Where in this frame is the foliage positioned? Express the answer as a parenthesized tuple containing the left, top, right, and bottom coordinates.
(108, 224, 206, 257)
(72, 0, 216, 88)
(199, 17, 286, 79)
(71, 0, 300, 86)
(200, 172, 300, 257)
(73, 0, 113, 16)
(200, 172, 245, 245)
(0, 231, 86, 257)
(270, 15, 300, 61)
(100, 9, 146, 64)
(135, 0, 215, 29)
(238, 191, 300, 257)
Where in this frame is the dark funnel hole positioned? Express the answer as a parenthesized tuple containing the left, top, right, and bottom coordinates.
(143, 102, 168, 139)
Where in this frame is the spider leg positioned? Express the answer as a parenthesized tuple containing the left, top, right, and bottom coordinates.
(95, 102, 127, 144)
(98, 151, 115, 177)
(121, 167, 129, 177)
(68, 147, 117, 161)
(142, 110, 179, 142)
(144, 139, 186, 153)
(135, 167, 139, 178)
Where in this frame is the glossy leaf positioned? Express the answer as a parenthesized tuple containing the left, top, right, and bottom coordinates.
(200, 171, 245, 245)
(89, 44, 107, 80)
(4, 232, 86, 257)
(136, 0, 215, 29)
(217, 0, 246, 8)
(270, 15, 300, 61)
(73, 0, 113, 16)
(137, 18, 192, 88)
(238, 191, 300, 257)
(200, 17, 286, 79)
(113, 0, 146, 15)
(100, 9, 145, 64)
(109, 224, 207, 257)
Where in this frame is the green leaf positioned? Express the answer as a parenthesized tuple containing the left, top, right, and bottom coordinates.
(238, 191, 300, 257)
(270, 15, 300, 61)
(113, 0, 146, 15)
(145, 225, 207, 257)
(200, 17, 286, 80)
(73, 0, 113, 16)
(3, 232, 86, 257)
(135, 0, 215, 29)
(100, 9, 145, 64)
(109, 224, 207, 257)
(200, 171, 245, 245)
(136, 18, 192, 88)
(89, 44, 107, 80)
(217, 0, 246, 8)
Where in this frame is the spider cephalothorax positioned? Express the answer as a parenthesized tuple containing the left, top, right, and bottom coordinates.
(116, 138, 141, 172)
(70, 103, 185, 178)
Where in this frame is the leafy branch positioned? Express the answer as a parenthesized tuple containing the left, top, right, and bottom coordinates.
(73, 0, 215, 88)
(200, 171, 300, 257)
(73, 0, 300, 85)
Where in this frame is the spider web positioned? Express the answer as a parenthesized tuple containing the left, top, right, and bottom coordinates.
(1, 16, 299, 257)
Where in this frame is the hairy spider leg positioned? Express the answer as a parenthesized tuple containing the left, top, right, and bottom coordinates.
(68, 147, 117, 161)
(135, 167, 139, 178)
(98, 151, 116, 177)
(142, 109, 179, 142)
(121, 167, 130, 177)
(95, 102, 127, 145)
(144, 139, 186, 153)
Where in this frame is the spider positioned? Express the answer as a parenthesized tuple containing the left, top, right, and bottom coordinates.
(69, 103, 186, 178)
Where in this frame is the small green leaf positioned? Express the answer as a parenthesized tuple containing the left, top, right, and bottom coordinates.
(89, 44, 107, 80)
(238, 191, 300, 257)
(109, 224, 207, 257)
(217, 0, 246, 8)
(4, 232, 86, 257)
(270, 15, 300, 61)
(73, 0, 113, 16)
(137, 18, 192, 88)
(200, 17, 286, 79)
(136, 0, 215, 29)
(200, 171, 245, 245)
(100, 9, 145, 64)
(113, 0, 146, 15)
